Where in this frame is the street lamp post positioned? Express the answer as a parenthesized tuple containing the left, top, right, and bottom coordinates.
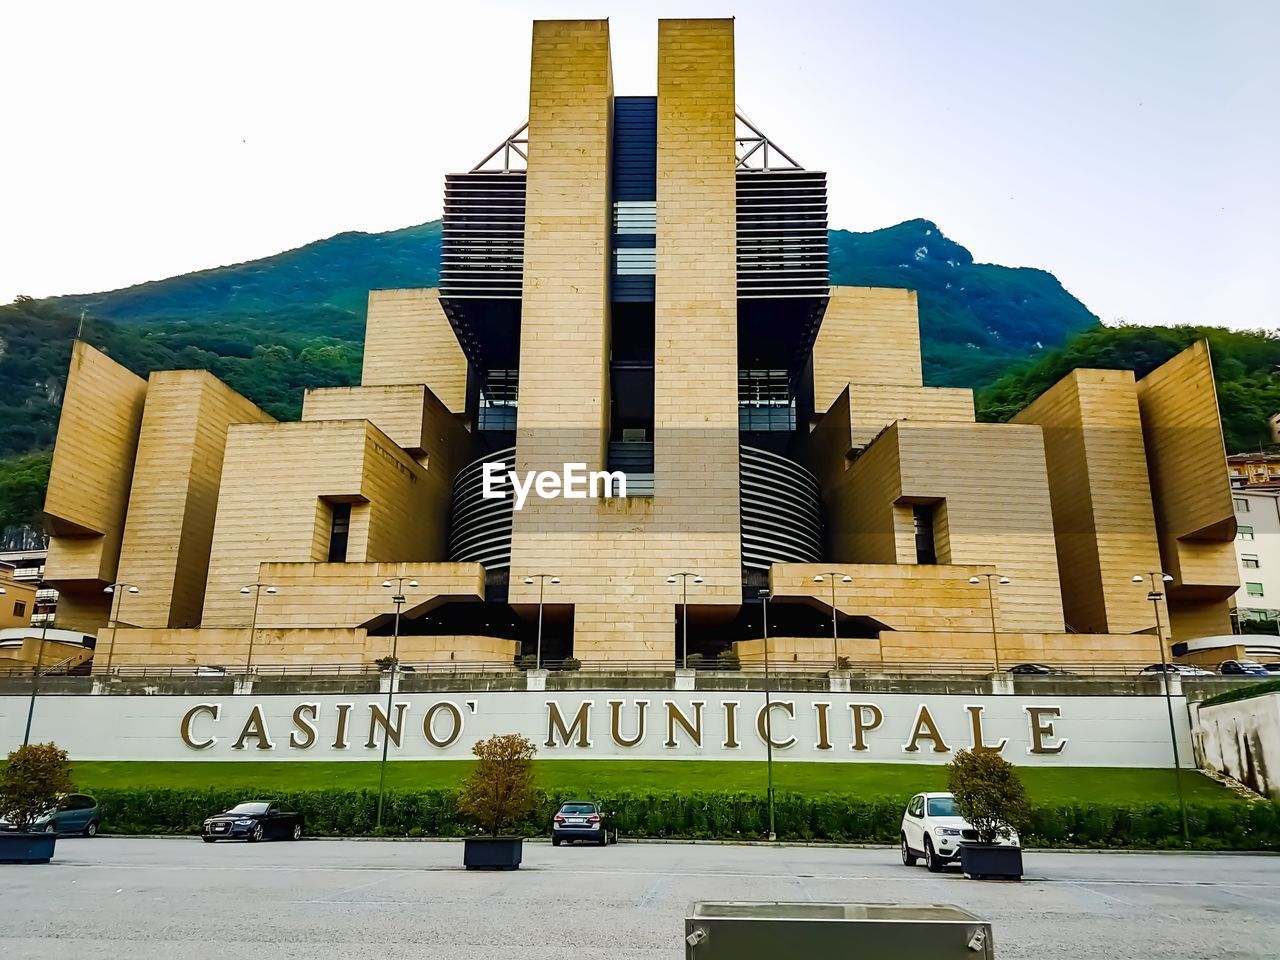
(813, 572, 853, 672)
(666, 572, 704, 669)
(759, 588, 777, 842)
(102, 582, 140, 675)
(1134, 571, 1190, 845)
(239, 582, 278, 671)
(968, 573, 1011, 672)
(22, 611, 53, 747)
(376, 576, 417, 830)
(522, 574, 561, 669)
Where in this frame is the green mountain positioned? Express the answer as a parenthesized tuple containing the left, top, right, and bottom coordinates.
(828, 219, 1099, 385)
(43, 217, 1099, 385)
(0, 217, 1102, 528)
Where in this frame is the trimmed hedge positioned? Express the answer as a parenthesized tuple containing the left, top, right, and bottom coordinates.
(92, 787, 1280, 850)
(1200, 679, 1280, 709)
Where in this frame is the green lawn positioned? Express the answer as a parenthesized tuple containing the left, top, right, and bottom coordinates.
(67, 759, 1241, 806)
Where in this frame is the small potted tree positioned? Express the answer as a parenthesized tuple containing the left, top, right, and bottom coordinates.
(458, 733, 538, 870)
(0, 743, 74, 864)
(947, 747, 1030, 881)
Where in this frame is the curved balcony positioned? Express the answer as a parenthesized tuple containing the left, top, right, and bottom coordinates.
(739, 445, 824, 570)
(447, 447, 515, 569)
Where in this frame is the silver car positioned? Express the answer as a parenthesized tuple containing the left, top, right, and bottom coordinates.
(551, 800, 612, 847)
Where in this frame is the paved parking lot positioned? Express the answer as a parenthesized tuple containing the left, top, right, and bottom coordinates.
(3, 837, 1279, 959)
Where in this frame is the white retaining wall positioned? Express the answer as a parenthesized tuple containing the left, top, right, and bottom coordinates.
(1, 690, 1192, 767)
(1196, 693, 1280, 799)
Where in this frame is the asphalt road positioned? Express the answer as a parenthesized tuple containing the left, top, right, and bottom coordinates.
(2, 838, 1278, 959)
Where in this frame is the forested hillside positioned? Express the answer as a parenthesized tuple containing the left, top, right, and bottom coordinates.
(976, 323, 1280, 452)
(1, 214, 1221, 533)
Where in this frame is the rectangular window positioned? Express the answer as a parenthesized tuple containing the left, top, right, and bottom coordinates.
(1243, 555, 1260, 569)
(327, 502, 351, 563)
(613, 247, 656, 275)
(1246, 582, 1265, 597)
(1239, 526, 1255, 541)
(1234, 497, 1250, 513)
(913, 505, 937, 565)
(737, 369, 796, 432)
(13, 601, 25, 617)
(478, 369, 518, 432)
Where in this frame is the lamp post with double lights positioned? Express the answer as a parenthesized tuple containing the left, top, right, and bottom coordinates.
(812, 572, 853, 672)
(968, 573, 1011, 672)
(522, 574, 560, 669)
(375, 576, 418, 830)
(239, 582, 278, 671)
(1133, 571, 1189, 844)
(759, 588, 777, 841)
(102, 582, 140, 674)
(666, 572, 703, 669)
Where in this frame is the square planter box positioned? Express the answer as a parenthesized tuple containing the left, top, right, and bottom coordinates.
(0, 832, 57, 864)
(463, 836, 523, 870)
(960, 843, 1022, 880)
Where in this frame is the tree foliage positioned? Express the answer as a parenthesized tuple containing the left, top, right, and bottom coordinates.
(0, 742, 74, 832)
(457, 733, 538, 837)
(977, 323, 1280, 453)
(0, 451, 51, 529)
(946, 748, 1032, 845)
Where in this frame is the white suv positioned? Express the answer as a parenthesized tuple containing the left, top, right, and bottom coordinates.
(900, 791, 1020, 872)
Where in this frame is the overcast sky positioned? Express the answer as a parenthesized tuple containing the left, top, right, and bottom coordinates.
(2, 0, 1277, 331)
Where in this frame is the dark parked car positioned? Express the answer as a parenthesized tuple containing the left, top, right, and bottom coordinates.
(1009, 663, 1073, 676)
(1220, 660, 1269, 677)
(0, 793, 99, 836)
(201, 801, 303, 843)
(551, 800, 612, 847)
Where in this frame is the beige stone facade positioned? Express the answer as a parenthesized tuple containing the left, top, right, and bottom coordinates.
(40, 18, 1238, 673)
(0, 572, 38, 630)
(361, 288, 468, 413)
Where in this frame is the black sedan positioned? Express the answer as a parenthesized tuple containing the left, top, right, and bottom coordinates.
(201, 801, 303, 843)
(1009, 663, 1074, 676)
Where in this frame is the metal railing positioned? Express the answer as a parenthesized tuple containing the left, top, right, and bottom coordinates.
(0, 657, 1253, 682)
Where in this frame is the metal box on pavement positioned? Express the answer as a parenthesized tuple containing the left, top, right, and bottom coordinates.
(684, 901, 994, 958)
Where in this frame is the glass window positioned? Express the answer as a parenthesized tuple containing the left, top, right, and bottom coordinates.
(327, 503, 351, 563)
(927, 797, 959, 817)
(1247, 582, 1265, 597)
(1243, 555, 1260, 569)
(1234, 497, 1250, 513)
(13, 601, 25, 617)
(478, 369, 519, 431)
(914, 505, 937, 565)
(560, 803, 596, 814)
(737, 369, 795, 432)
(1239, 526, 1255, 541)
(228, 802, 270, 815)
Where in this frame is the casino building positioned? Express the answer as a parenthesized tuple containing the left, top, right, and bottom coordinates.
(41, 19, 1239, 672)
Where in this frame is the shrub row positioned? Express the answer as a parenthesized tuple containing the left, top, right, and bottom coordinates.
(92, 787, 1280, 850)
(1200, 678, 1280, 709)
